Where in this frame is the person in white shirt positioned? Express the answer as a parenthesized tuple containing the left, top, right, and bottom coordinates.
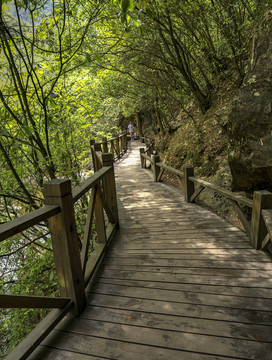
(127, 121, 134, 140)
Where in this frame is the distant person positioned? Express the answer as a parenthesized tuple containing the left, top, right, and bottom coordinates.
(127, 121, 134, 140)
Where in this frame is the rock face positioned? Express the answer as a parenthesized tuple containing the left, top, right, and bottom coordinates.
(227, 10, 272, 191)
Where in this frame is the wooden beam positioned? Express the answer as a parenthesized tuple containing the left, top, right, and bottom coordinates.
(190, 186, 205, 203)
(261, 233, 271, 250)
(81, 187, 97, 274)
(0, 205, 60, 243)
(0, 294, 70, 309)
(175, 175, 183, 189)
(157, 168, 165, 182)
(5, 301, 73, 360)
(229, 200, 251, 237)
(189, 177, 253, 208)
(157, 162, 183, 177)
(72, 166, 111, 203)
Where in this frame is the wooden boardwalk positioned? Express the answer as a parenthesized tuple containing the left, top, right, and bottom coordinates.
(30, 141, 272, 360)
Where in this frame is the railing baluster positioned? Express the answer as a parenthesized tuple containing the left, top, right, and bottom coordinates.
(101, 153, 119, 228)
(81, 186, 97, 274)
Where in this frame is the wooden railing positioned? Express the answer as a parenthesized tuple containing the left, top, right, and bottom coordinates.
(1, 140, 124, 360)
(93, 133, 127, 161)
(140, 147, 272, 251)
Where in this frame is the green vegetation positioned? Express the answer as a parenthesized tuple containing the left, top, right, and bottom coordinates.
(0, 0, 269, 357)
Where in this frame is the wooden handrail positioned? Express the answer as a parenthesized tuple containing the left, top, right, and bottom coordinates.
(189, 176, 253, 208)
(0, 294, 70, 309)
(0, 205, 60, 243)
(72, 166, 111, 203)
(157, 162, 183, 177)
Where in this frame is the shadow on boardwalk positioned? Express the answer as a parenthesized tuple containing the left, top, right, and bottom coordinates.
(30, 140, 272, 360)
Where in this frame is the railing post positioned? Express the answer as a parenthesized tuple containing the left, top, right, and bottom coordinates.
(90, 139, 96, 171)
(124, 133, 127, 152)
(101, 153, 119, 228)
(151, 154, 160, 182)
(140, 148, 145, 168)
(93, 143, 102, 171)
(250, 191, 272, 249)
(102, 137, 108, 153)
(43, 179, 86, 316)
(115, 137, 120, 158)
(184, 166, 195, 203)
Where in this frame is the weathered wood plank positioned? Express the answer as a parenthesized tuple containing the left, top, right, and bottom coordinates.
(0, 294, 70, 309)
(103, 256, 272, 270)
(96, 277, 272, 298)
(81, 305, 272, 342)
(189, 176, 253, 208)
(102, 264, 272, 278)
(97, 268, 272, 288)
(0, 205, 60, 243)
(90, 282, 272, 311)
(53, 318, 272, 359)
(89, 293, 272, 325)
(72, 166, 111, 203)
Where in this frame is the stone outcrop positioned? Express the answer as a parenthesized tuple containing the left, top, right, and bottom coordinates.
(226, 9, 272, 191)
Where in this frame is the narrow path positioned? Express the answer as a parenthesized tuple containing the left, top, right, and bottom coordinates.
(30, 141, 272, 360)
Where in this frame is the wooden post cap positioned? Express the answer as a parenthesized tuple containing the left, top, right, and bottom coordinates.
(43, 179, 71, 197)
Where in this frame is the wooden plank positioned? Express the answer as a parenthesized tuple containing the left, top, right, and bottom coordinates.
(102, 264, 272, 278)
(29, 347, 105, 360)
(89, 293, 272, 325)
(104, 251, 271, 262)
(39, 329, 227, 360)
(98, 268, 272, 287)
(72, 166, 111, 203)
(96, 277, 272, 298)
(81, 305, 272, 342)
(0, 294, 70, 308)
(91, 282, 272, 311)
(5, 301, 73, 360)
(53, 317, 272, 359)
(103, 256, 272, 270)
(0, 205, 60, 242)
(189, 176, 253, 208)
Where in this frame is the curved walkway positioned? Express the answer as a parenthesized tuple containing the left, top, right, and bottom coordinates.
(30, 141, 272, 359)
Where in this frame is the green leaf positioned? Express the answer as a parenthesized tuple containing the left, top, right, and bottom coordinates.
(121, 0, 134, 12)
(85, 53, 92, 63)
(95, 54, 102, 63)
(1, 128, 9, 137)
